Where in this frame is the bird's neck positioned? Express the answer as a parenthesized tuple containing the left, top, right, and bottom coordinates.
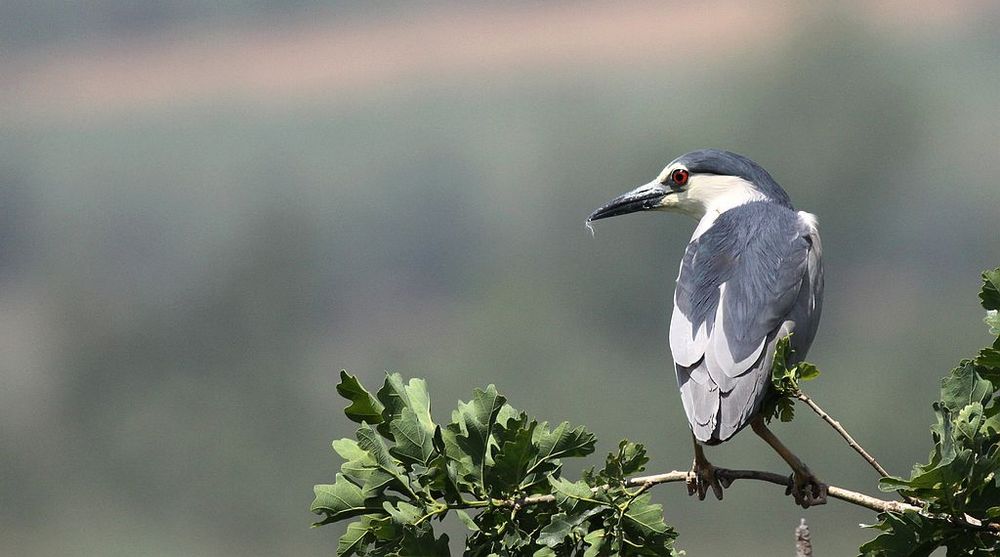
(680, 176, 770, 240)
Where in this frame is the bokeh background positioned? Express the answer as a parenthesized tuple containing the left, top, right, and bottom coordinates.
(2, 1, 999, 555)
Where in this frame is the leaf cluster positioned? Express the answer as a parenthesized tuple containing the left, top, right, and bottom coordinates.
(862, 269, 1000, 555)
(312, 371, 679, 555)
(761, 335, 820, 423)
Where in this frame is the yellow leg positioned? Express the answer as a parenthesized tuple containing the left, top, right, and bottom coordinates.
(751, 416, 827, 508)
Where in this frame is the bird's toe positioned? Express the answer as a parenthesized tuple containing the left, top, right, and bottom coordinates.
(687, 459, 724, 501)
(789, 471, 827, 508)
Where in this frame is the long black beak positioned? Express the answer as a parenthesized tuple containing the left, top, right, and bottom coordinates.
(587, 181, 671, 222)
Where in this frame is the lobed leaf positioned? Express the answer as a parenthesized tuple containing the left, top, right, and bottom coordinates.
(452, 385, 507, 489)
(489, 417, 538, 494)
(548, 476, 598, 511)
(796, 362, 821, 382)
(582, 528, 607, 557)
(975, 339, 1000, 374)
(390, 408, 437, 465)
(337, 370, 385, 425)
(986, 310, 1000, 336)
(355, 423, 413, 496)
(940, 361, 989, 413)
(396, 529, 450, 556)
(623, 494, 670, 536)
(536, 507, 603, 548)
(311, 474, 381, 525)
(534, 421, 597, 467)
(980, 268, 1000, 311)
(335, 438, 397, 497)
(376, 374, 437, 443)
(336, 519, 372, 557)
(382, 501, 422, 526)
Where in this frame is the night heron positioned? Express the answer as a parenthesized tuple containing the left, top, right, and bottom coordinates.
(588, 149, 826, 508)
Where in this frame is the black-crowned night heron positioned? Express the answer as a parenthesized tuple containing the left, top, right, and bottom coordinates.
(588, 149, 826, 508)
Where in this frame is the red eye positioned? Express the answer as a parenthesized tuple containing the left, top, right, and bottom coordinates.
(671, 168, 689, 186)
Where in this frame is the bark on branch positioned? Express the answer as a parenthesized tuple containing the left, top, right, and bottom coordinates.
(490, 466, 1000, 534)
(795, 388, 923, 506)
(795, 390, 891, 478)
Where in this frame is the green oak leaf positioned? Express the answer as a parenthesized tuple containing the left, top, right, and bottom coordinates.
(623, 494, 670, 537)
(356, 423, 413, 496)
(858, 509, 995, 556)
(941, 361, 990, 413)
(548, 476, 597, 512)
(334, 438, 396, 497)
(956, 402, 985, 442)
(796, 362, 820, 381)
(583, 528, 608, 557)
(377, 374, 436, 443)
(337, 518, 373, 557)
(591, 440, 649, 485)
(311, 474, 380, 525)
(980, 268, 1000, 311)
(536, 513, 576, 548)
(397, 529, 450, 556)
(770, 336, 795, 392)
(452, 385, 507, 488)
(390, 408, 438, 466)
(975, 339, 1000, 373)
(611, 440, 649, 479)
(537, 507, 604, 548)
(382, 501, 423, 526)
(489, 417, 538, 494)
(533, 421, 597, 468)
(986, 310, 1000, 336)
(337, 370, 385, 425)
(860, 511, 942, 556)
(763, 335, 823, 424)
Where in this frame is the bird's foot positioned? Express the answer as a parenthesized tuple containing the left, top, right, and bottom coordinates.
(786, 467, 827, 508)
(686, 458, 728, 501)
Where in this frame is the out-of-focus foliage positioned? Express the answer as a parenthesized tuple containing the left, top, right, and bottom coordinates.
(313, 371, 677, 556)
(862, 269, 1000, 555)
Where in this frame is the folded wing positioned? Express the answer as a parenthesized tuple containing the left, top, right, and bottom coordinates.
(671, 203, 821, 443)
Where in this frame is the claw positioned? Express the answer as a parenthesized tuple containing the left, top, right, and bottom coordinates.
(687, 457, 725, 501)
(788, 468, 827, 509)
(750, 417, 827, 509)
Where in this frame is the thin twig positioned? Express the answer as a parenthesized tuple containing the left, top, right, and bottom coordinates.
(795, 389, 922, 506)
(795, 390, 891, 478)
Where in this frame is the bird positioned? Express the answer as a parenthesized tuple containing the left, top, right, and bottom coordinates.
(587, 149, 826, 508)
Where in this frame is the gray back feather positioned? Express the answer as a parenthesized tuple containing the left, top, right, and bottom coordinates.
(671, 201, 823, 443)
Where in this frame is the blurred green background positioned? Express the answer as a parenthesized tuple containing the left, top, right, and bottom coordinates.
(1, 1, 999, 555)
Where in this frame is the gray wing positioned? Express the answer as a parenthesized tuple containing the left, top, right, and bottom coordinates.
(670, 205, 823, 443)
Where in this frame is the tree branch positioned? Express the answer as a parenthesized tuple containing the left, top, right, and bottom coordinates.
(795, 389, 891, 478)
(795, 388, 923, 506)
(487, 466, 1000, 534)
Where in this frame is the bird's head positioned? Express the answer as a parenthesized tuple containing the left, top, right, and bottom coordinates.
(587, 149, 792, 224)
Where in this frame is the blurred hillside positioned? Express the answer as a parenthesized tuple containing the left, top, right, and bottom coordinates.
(1, 1, 999, 555)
